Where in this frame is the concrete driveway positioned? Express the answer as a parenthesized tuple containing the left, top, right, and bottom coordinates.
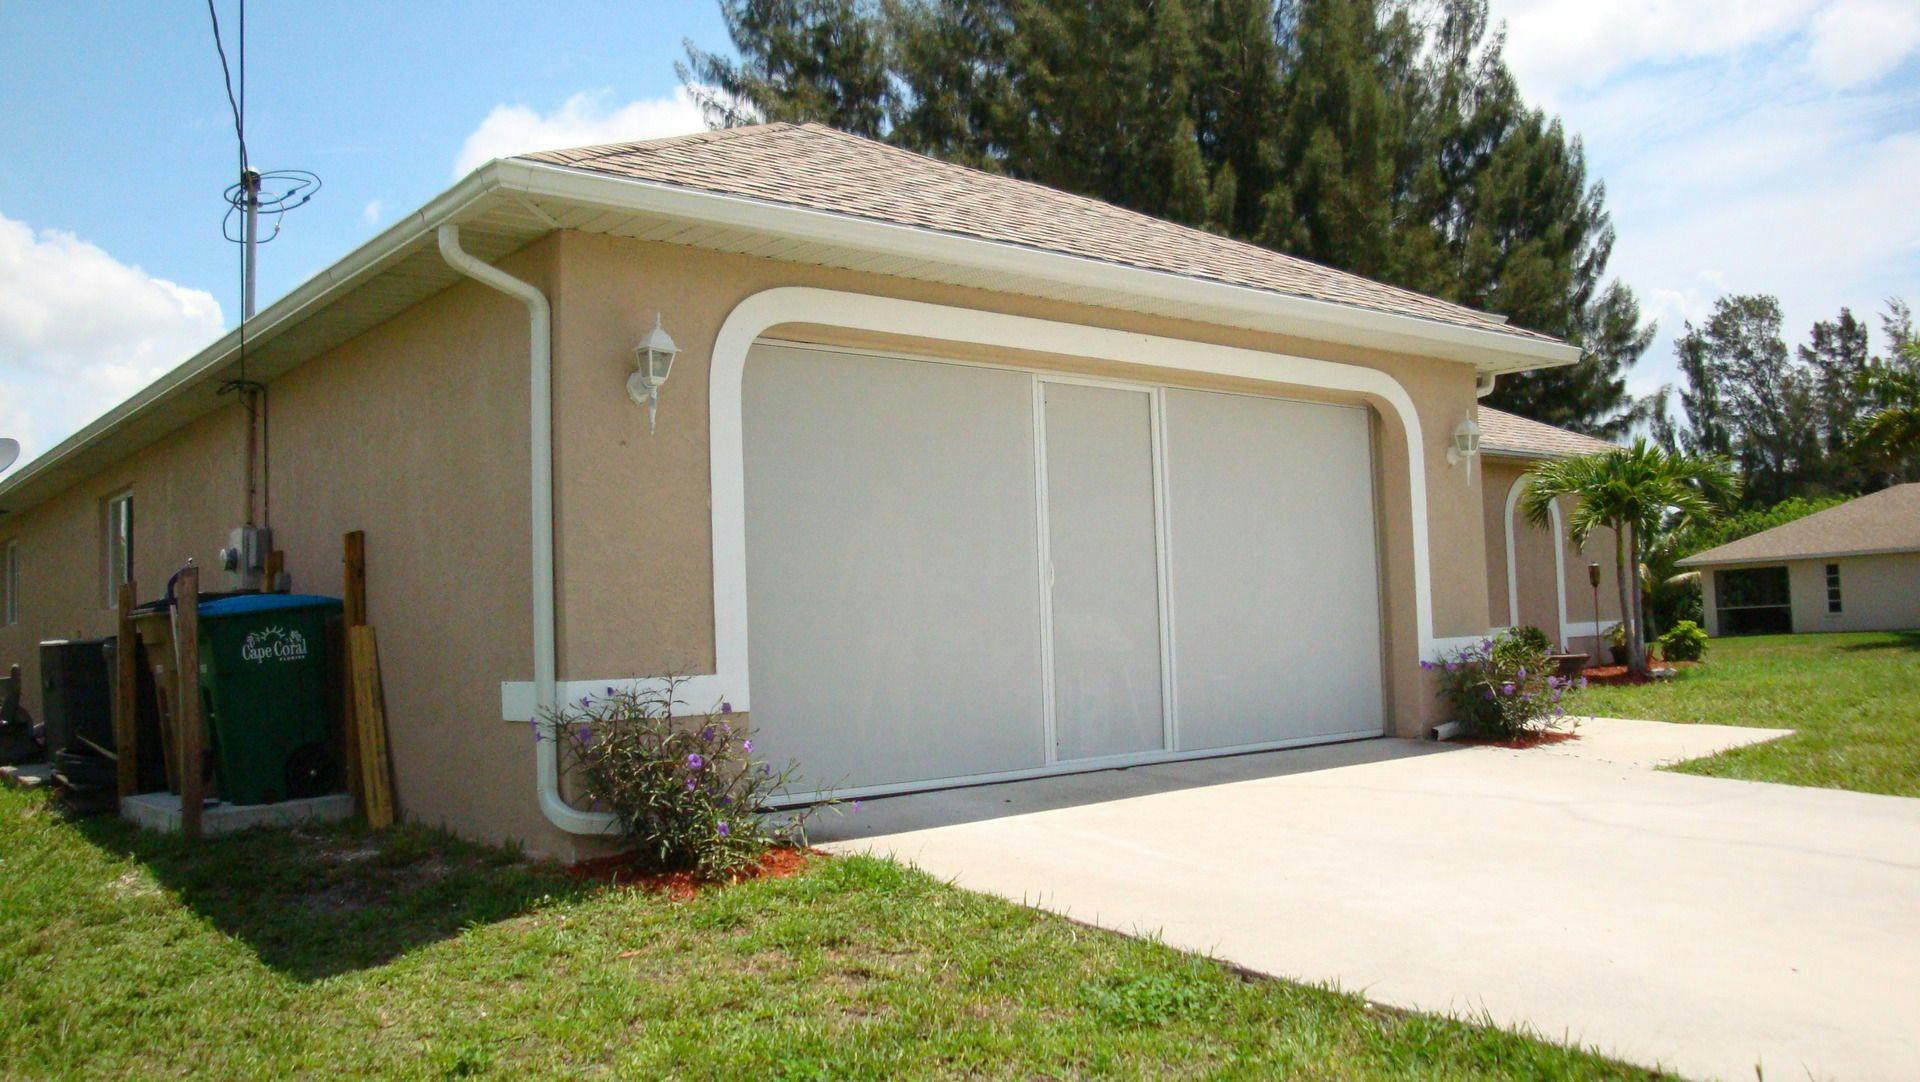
(813, 718, 1920, 1081)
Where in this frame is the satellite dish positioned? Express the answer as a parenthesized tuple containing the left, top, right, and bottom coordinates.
(0, 438, 18, 473)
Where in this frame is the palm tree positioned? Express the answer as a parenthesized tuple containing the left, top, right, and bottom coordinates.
(1520, 441, 1740, 675)
(1853, 358, 1920, 476)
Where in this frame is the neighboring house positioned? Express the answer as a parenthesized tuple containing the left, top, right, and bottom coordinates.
(1476, 408, 1624, 660)
(1679, 483, 1920, 637)
(0, 123, 1581, 858)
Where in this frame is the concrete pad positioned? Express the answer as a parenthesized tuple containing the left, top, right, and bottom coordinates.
(816, 721, 1920, 1081)
(122, 791, 352, 835)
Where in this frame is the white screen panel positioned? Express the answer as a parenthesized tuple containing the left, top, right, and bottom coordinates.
(1041, 382, 1165, 761)
(1164, 389, 1384, 749)
(742, 344, 1046, 792)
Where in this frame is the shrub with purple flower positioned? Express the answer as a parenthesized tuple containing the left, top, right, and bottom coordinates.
(538, 677, 832, 880)
(1423, 628, 1582, 739)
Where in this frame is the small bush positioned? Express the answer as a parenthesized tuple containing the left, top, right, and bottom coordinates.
(1508, 625, 1554, 653)
(1424, 629, 1582, 739)
(1606, 621, 1628, 648)
(1658, 620, 1708, 662)
(540, 680, 827, 880)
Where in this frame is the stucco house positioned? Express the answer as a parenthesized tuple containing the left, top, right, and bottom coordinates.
(1476, 408, 1623, 659)
(1, 123, 1602, 858)
(1680, 483, 1920, 637)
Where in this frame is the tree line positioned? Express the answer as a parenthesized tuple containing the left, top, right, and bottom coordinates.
(1652, 296, 1920, 507)
(681, 0, 1653, 434)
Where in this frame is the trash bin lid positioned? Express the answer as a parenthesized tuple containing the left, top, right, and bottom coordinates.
(199, 593, 343, 617)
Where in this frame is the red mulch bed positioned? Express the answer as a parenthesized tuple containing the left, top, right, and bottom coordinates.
(566, 846, 816, 901)
(1580, 660, 1699, 686)
(1459, 729, 1581, 750)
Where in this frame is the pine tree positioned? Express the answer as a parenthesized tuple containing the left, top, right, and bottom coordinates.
(678, 0, 894, 136)
(683, 0, 1656, 433)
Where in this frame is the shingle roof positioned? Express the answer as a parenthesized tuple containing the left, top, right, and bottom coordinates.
(518, 123, 1561, 347)
(1477, 406, 1616, 459)
(1677, 484, 1920, 567)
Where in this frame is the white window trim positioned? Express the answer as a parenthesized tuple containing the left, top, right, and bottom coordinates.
(2, 539, 17, 627)
(501, 286, 1439, 720)
(104, 490, 132, 609)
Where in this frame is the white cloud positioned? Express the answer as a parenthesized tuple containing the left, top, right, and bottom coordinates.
(362, 199, 382, 224)
(0, 212, 223, 478)
(452, 88, 709, 178)
(1807, 0, 1920, 88)
(1496, 0, 1920, 102)
(1487, 0, 1920, 403)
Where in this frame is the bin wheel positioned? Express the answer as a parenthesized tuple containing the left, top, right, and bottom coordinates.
(284, 741, 336, 800)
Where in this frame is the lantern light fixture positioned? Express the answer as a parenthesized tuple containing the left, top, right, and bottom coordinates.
(1447, 417, 1482, 467)
(628, 313, 679, 433)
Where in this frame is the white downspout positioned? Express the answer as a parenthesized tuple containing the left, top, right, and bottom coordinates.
(1476, 372, 1497, 398)
(437, 224, 616, 836)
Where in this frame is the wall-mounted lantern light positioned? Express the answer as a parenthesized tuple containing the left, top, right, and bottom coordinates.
(627, 314, 680, 434)
(1447, 417, 1482, 467)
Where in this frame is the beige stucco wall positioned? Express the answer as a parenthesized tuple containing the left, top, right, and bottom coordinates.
(0, 239, 552, 849)
(1787, 554, 1920, 633)
(1480, 457, 1622, 659)
(545, 231, 1492, 759)
(2, 226, 1517, 860)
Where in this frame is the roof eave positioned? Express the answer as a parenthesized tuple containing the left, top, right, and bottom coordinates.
(1, 156, 1580, 512)
(1677, 545, 1920, 569)
(495, 159, 1583, 375)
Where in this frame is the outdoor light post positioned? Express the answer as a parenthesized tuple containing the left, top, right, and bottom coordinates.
(1588, 562, 1602, 656)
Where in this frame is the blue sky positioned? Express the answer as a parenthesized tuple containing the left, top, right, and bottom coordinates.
(2, 1, 1917, 475)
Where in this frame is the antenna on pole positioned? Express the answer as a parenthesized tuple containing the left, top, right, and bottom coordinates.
(205, 0, 317, 581)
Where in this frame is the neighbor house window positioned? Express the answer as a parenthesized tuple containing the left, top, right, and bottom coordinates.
(1714, 565, 1792, 635)
(105, 491, 133, 607)
(1825, 563, 1843, 615)
(2, 540, 17, 626)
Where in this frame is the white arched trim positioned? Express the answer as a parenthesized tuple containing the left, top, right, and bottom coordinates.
(502, 287, 1445, 756)
(707, 287, 1439, 713)
(1503, 473, 1570, 647)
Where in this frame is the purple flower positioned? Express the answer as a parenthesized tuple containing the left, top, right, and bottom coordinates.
(1445, 662, 1459, 673)
(1516, 667, 1527, 680)
(702, 726, 715, 741)
(851, 799, 862, 812)
(606, 686, 616, 695)
(686, 753, 705, 771)
(720, 701, 734, 714)
(1484, 689, 1496, 700)
(685, 778, 697, 792)
(576, 723, 593, 744)
(759, 763, 772, 777)
(1501, 683, 1516, 696)
(1420, 660, 1436, 672)
(716, 821, 730, 837)
(577, 694, 591, 708)
(742, 739, 753, 754)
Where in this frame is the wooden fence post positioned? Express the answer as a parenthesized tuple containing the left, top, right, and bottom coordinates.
(341, 531, 366, 814)
(170, 568, 203, 839)
(113, 581, 138, 802)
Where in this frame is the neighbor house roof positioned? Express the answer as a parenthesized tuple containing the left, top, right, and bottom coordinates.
(1477, 406, 1616, 460)
(1, 123, 1578, 516)
(1677, 484, 1920, 568)
(523, 123, 1556, 347)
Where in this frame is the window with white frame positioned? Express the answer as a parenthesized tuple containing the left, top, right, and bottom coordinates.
(2, 539, 17, 626)
(105, 491, 133, 607)
(1825, 562, 1843, 615)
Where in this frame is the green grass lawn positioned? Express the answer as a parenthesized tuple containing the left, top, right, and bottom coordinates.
(1578, 630, 1920, 797)
(0, 786, 1663, 1080)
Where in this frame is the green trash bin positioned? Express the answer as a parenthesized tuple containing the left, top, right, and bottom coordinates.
(196, 593, 343, 805)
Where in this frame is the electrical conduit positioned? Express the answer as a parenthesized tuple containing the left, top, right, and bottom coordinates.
(436, 224, 616, 836)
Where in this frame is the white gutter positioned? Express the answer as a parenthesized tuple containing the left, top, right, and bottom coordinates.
(435, 223, 616, 837)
